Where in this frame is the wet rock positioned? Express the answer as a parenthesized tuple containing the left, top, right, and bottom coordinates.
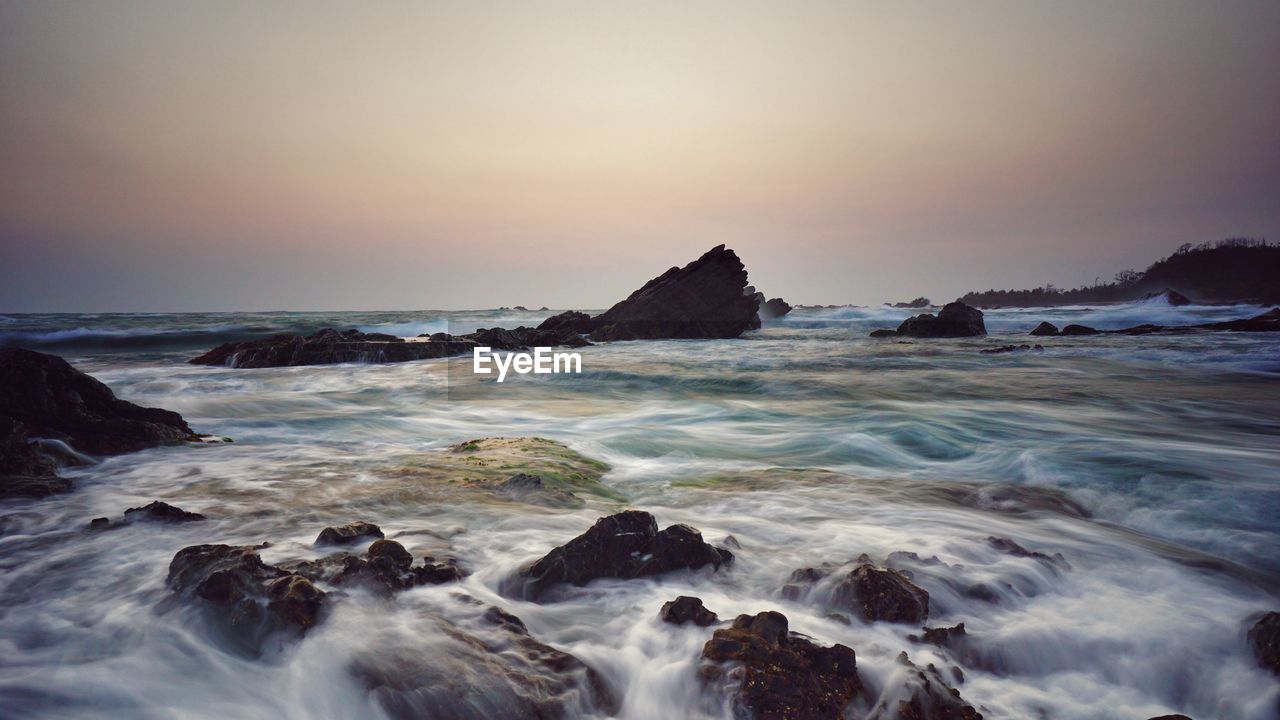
(893, 651, 983, 720)
(124, 500, 206, 523)
(660, 596, 719, 627)
(290, 539, 464, 595)
(1, 349, 196, 497)
(493, 473, 580, 508)
(588, 245, 762, 341)
(700, 611, 862, 720)
(166, 543, 327, 640)
(1029, 321, 1059, 336)
(1058, 324, 1099, 336)
(315, 521, 384, 546)
(190, 328, 480, 368)
(513, 510, 733, 600)
(760, 297, 793, 320)
(781, 566, 830, 601)
(1248, 611, 1280, 675)
(987, 537, 1070, 570)
(832, 564, 930, 624)
(893, 302, 986, 338)
(963, 583, 1001, 604)
(908, 623, 967, 649)
(869, 328, 900, 338)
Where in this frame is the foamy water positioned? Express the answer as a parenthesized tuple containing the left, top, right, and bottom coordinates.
(2, 302, 1278, 719)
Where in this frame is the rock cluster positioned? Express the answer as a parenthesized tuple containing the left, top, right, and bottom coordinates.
(870, 302, 986, 338)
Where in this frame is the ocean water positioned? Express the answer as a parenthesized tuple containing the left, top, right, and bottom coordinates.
(1, 300, 1278, 719)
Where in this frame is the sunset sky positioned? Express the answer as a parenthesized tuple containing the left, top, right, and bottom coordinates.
(2, 1, 1278, 311)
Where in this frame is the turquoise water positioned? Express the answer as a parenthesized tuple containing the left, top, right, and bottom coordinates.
(1, 301, 1278, 719)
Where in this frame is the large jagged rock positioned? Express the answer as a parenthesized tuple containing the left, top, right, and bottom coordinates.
(166, 544, 327, 644)
(896, 302, 986, 338)
(1, 349, 196, 498)
(700, 611, 862, 720)
(1248, 611, 1280, 675)
(588, 245, 762, 341)
(832, 564, 930, 624)
(511, 510, 733, 600)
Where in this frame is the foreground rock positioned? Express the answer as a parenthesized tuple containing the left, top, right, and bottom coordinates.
(660, 595, 719, 626)
(833, 564, 930, 624)
(871, 302, 986, 339)
(1, 348, 198, 498)
(355, 603, 618, 719)
(167, 544, 328, 647)
(587, 245, 762, 341)
(511, 510, 733, 600)
(1248, 611, 1280, 675)
(700, 611, 862, 720)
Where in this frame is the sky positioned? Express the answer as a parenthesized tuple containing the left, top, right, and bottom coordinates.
(2, 1, 1278, 312)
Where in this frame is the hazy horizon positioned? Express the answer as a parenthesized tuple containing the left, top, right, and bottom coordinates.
(3, 1, 1279, 313)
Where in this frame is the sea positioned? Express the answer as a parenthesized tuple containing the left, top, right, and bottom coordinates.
(1, 298, 1278, 719)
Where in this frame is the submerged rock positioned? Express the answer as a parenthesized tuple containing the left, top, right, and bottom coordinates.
(980, 344, 1042, 354)
(124, 500, 206, 523)
(288, 539, 464, 595)
(493, 473, 580, 508)
(660, 595, 719, 627)
(1, 349, 197, 498)
(891, 302, 986, 339)
(986, 537, 1070, 570)
(1058, 324, 1099, 336)
(893, 651, 983, 720)
(589, 245, 762, 341)
(908, 623, 967, 649)
(1029, 321, 1059, 336)
(700, 611, 862, 720)
(512, 510, 733, 600)
(315, 521, 384, 546)
(832, 564, 930, 624)
(166, 544, 327, 642)
(1248, 611, 1280, 675)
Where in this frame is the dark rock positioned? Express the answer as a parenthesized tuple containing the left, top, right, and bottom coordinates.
(980, 344, 1033, 354)
(908, 623, 967, 648)
(88, 516, 112, 531)
(1146, 716, 1193, 720)
(869, 329, 900, 338)
(1108, 307, 1280, 335)
(781, 566, 830, 601)
(588, 245, 762, 341)
(536, 310, 600, 336)
(963, 583, 1000, 604)
(660, 596, 719, 626)
(892, 297, 932, 309)
(124, 500, 206, 523)
(190, 328, 480, 368)
(760, 297, 793, 320)
(987, 537, 1070, 570)
(513, 510, 733, 600)
(894, 302, 986, 338)
(832, 564, 930, 624)
(315, 521, 384, 546)
(1029, 321, 1059, 336)
(700, 611, 862, 720)
(290, 539, 464, 595)
(1, 349, 197, 498)
(893, 651, 983, 720)
(1248, 611, 1280, 675)
(1059, 324, 1099, 336)
(166, 543, 327, 641)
